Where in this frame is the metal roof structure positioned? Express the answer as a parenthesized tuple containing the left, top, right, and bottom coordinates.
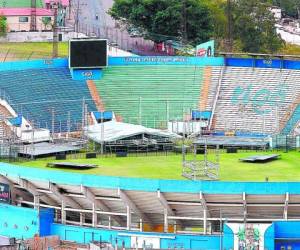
(19, 142, 83, 156)
(0, 163, 298, 234)
(85, 121, 181, 143)
(194, 136, 269, 148)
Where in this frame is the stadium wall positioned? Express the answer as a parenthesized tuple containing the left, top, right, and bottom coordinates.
(225, 57, 300, 70)
(0, 202, 289, 250)
(3, 163, 300, 195)
(0, 204, 53, 239)
(0, 56, 225, 72)
(3, 56, 300, 72)
(51, 223, 227, 249)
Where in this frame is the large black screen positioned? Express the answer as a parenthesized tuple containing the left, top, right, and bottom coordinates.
(69, 39, 107, 68)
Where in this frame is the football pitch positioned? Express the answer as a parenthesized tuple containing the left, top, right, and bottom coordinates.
(15, 150, 300, 182)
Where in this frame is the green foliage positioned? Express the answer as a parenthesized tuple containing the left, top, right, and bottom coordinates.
(272, 0, 300, 18)
(109, 0, 214, 46)
(0, 15, 7, 37)
(280, 43, 300, 55)
(232, 0, 284, 53)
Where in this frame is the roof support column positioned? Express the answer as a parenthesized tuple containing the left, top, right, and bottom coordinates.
(284, 192, 289, 220)
(80, 213, 85, 226)
(164, 208, 168, 233)
(203, 209, 207, 234)
(61, 199, 66, 224)
(108, 216, 112, 229)
(33, 194, 40, 210)
(92, 203, 97, 227)
(126, 205, 131, 230)
(139, 218, 143, 232)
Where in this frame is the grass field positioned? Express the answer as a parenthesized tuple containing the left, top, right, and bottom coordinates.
(0, 42, 68, 61)
(13, 151, 300, 181)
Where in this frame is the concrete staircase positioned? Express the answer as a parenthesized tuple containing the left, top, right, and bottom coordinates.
(198, 67, 212, 111)
(87, 80, 105, 112)
(280, 94, 300, 134)
(0, 103, 14, 139)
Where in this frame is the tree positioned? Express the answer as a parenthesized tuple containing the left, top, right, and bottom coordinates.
(232, 0, 284, 53)
(0, 15, 7, 37)
(272, 0, 300, 18)
(109, 0, 214, 46)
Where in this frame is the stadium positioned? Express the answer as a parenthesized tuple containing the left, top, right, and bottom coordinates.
(1, 37, 300, 250)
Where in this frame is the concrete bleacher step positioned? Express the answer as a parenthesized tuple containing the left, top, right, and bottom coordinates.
(214, 67, 299, 134)
(93, 65, 204, 128)
(0, 68, 97, 133)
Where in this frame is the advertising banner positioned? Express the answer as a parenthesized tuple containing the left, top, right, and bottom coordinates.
(196, 40, 215, 57)
(226, 223, 271, 250)
(0, 183, 10, 203)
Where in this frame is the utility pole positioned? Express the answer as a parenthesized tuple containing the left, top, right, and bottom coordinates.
(52, 1, 59, 58)
(30, 0, 37, 31)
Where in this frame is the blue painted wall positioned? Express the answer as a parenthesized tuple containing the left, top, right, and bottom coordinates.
(4, 163, 300, 195)
(0, 204, 38, 239)
(108, 56, 225, 66)
(225, 57, 300, 70)
(265, 224, 275, 250)
(223, 224, 234, 250)
(2, 56, 300, 74)
(274, 222, 300, 238)
(39, 208, 55, 237)
(51, 223, 222, 249)
(0, 56, 225, 72)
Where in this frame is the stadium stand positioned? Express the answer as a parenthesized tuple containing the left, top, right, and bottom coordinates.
(94, 65, 204, 128)
(213, 67, 300, 134)
(0, 68, 96, 132)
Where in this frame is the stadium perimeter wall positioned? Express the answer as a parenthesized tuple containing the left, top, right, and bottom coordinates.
(225, 57, 300, 70)
(3, 163, 300, 249)
(0, 56, 224, 72)
(0, 204, 53, 239)
(3, 162, 300, 195)
(0, 202, 292, 250)
(2, 56, 300, 72)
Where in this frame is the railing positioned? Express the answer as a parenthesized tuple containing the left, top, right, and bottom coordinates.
(208, 66, 225, 130)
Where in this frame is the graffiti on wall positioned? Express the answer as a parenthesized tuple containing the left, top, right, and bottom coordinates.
(231, 84, 287, 115)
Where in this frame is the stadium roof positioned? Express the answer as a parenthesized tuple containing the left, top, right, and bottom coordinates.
(194, 136, 269, 147)
(85, 121, 181, 143)
(0, 8, 52, 16)
(1, 162, 300, 228)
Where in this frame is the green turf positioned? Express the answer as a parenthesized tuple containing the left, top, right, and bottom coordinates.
(13, 151, 300, 181)
(0, 42, 68, 61)
(0, 0, 43, 8)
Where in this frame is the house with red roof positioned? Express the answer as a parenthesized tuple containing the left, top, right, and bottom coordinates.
(0, 8, 54, 32)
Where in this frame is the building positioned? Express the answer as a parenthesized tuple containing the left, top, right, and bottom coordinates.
(0, 8, 54, 32)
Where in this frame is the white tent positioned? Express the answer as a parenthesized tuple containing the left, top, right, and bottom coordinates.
(85, 121, 181, 143)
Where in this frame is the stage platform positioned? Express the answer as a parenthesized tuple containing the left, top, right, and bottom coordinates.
(19, 142, 83, 157)
(240, 154, 280, 163)
(194, 136, 269, 148)
(47, 162, 98, 169)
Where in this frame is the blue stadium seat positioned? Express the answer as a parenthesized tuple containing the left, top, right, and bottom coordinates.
(0, 67, 96, 132)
